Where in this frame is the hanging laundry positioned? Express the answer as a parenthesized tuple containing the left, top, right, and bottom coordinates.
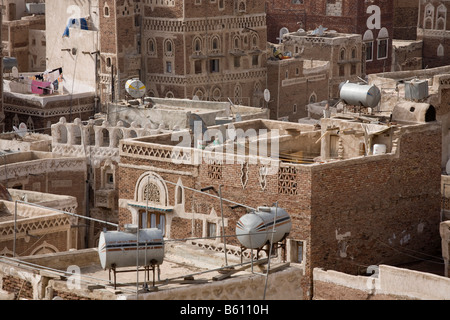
(62, 18, 89, 38)
(31, 80, 52, 95)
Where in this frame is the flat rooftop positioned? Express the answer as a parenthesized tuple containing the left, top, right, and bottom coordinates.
(5, 241, 298, 300)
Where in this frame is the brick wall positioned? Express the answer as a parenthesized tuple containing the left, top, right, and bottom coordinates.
(310, 125, 442, 276)
(3, 95, 96, 133)
(266, 0, 393, 74)
(1, 276, 33, 300)
(118, 120, 441, 299)
(393, 0, 419, 40)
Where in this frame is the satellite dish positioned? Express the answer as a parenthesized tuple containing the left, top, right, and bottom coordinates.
(192, 95, 200, 101)
(264, 89, 270, 103)
(14, 122, 28, 137)
(125, 78, 146, 99)
(11, 67, 19, 78)
(235, 113, 242, 122)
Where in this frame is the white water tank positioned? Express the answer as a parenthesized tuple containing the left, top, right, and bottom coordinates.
(98, 228, 164, 270)
(373, 144, 387, 155)
(340, 82, 381, 108)
(236, 206, 292, 250)
(125, 78, 146, 99)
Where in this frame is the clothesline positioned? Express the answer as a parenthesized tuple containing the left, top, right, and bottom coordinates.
(10, 67, 64, 95)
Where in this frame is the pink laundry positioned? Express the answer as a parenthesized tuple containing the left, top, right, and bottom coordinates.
(31, 80, 52, 94)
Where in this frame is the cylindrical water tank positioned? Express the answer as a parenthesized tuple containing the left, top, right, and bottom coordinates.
(373, 144, 387, 155)
(125, 78, 146, 99)
(339, 82, 381, 108)
(236, 206, 292, 250)
(98, 228, 164, 270)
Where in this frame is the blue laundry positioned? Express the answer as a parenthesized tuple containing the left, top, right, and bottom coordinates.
(62, 18, 89, 38)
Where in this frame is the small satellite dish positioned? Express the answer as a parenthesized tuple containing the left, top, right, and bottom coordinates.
(235, 113, 242, 122)
(11, 66, 19, 78)
(125, 78, 146, 99)
(263, 89, 270, 103)
(14, 122, 28, 137)
(192, 95, 200, 101)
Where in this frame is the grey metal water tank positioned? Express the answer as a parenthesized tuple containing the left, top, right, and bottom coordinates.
(98, 228, 164, 270)
(339, 82, 381, 108)
(236, 206, 292, 250)
(405, 79, 429, 101)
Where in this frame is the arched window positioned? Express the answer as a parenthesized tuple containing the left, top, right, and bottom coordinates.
(101, 128, 110, 147)
(238, 0, 246, 12)
(176, 185, 183, 205)
(436, 4, 447, 30)
(424, 4, 435, 29)
(251, 34, 259, 49)
(26, 117, 34, 132)
(233, 36, 240, 50)
(165, 39, 174, 56)
(438, 44, 445, 57)
(363, 30, 374, 62)
(351, 47, 357, 59)
(340, 48, 346, 61)
(211, 36, 220, 51)
(147, 38, 156, 56)
(377, 27, 389, 60)
(193, 37, 202, 53)
(193, 88, 205, 100)
(143, 182, 161, 203)
(212, 87, 222, 101)
(135, 172, 169, 206)
(104, 4, 110, 17)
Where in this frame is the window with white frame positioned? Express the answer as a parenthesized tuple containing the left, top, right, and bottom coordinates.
(436, 4, 447, 30)
(377, 27, 389, 60)
(363, 30, 374, 62)
(424, 3, 435, 29)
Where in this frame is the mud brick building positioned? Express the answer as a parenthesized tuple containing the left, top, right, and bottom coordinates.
(266, 0, 394, 75)
(0, 150, 86, 248)
(1, 0, 46, 73)
(46, 0, 267, 113)
(143, 0, 267, 107)
(417, 0, 450, 69)
(267, 57, 330, 122)
(0, 190, 78, 257)
(2, 84, 96, 134)
(117, 113, 442, 298)
(276, 30, 364, 101)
